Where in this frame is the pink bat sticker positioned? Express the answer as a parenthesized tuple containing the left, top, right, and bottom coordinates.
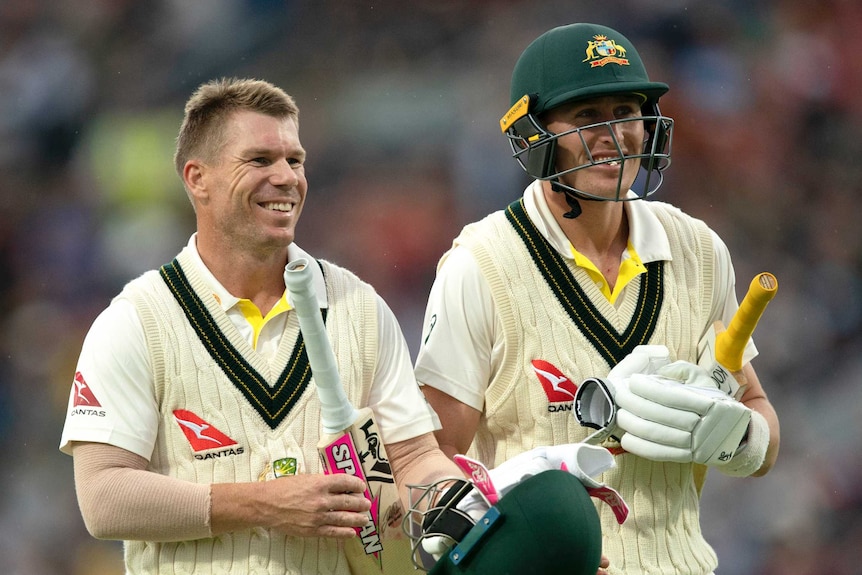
(320, 433, 384, 557)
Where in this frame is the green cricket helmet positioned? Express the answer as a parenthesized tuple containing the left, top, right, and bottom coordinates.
(421, 470, 603, 575)
(500, 23, 674, 211)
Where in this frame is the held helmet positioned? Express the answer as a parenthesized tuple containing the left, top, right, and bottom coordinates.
(500, 23, 674, 207)
(404, 470, 603, 575)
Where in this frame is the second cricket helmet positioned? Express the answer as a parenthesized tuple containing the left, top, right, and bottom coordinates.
(500, 23, 674, 204)
(413, 470, 603, 575)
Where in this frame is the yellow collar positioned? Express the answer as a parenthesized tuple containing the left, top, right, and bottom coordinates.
(235, 295, 292, 348)
(569, 242, 646, 304)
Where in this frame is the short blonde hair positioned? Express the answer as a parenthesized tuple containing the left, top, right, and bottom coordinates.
(173, 77, 299, 175)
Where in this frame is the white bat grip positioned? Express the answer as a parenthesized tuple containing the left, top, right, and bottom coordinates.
(284, 258, 359, 433)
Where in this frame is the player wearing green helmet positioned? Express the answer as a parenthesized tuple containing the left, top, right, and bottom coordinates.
(416, 21, 780, 575)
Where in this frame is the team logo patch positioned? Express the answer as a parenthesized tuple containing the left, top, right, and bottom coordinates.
(273, 457, 298, 477)
(173, 409, 238, 452)
(531, 360, 577, 411)
(73, 372, 102, 407)
(582, 34, 630, 68)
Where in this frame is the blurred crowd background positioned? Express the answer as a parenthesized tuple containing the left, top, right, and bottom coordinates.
(1, 0, 860, 573)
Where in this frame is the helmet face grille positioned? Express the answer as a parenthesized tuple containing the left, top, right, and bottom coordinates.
(402, 478, 484, 571)
(504, 113, 674, 201)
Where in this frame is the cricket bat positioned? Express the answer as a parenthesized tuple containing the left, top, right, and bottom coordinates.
(284, 258, 411, 574)
(698, 272, 778, 399)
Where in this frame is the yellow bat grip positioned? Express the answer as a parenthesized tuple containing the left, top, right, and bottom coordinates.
(715, 272, 778, 372)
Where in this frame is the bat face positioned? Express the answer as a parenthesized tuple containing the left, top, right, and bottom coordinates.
(319, 426, 384, 555)
(318, 408, 401, 566)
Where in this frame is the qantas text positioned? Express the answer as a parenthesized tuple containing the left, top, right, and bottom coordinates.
(71, 408, 106, 417)
(194, 447, 245, 460)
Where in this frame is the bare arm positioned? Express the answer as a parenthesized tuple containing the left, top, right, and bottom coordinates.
(420, 386, 483, 459)
(72, 441, 371, 542)
(387, 432, 465, 512)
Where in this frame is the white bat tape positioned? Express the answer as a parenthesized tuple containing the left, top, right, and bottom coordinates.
(284, 258, 358, 433)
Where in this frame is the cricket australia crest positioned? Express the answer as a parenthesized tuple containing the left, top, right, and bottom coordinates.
(583, 34, 630, 67)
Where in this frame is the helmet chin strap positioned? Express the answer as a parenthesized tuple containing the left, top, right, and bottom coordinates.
(550, 180, 600, 219)
(562, 192, 582, 219)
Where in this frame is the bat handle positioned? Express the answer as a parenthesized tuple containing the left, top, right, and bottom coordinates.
(284, 258, 358, 433)
(715, 272, 778, 372)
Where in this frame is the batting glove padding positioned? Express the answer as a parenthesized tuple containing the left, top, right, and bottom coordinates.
(607, 344, 673, 377)
(416, 479, 480, 563)
(615, 364, 751, 466)
(576, 345, 672, 444)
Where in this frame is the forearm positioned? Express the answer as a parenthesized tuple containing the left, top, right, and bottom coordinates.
(210, 481, 279, 535)
(725, 363, 780, 477)
(72, 442, 211, 542)
(387, 432, 465, 512)
(74, 442, 370, 542)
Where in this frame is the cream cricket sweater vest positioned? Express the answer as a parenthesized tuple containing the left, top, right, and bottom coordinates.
(457, 198, 718, 575)
(117, 251, 378, 575)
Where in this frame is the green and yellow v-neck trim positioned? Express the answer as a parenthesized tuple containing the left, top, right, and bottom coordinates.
(160, 259, 315, 429)
(505, 198, 664, 367)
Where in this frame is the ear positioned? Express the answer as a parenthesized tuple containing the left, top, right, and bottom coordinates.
(183, 160, 209, 202)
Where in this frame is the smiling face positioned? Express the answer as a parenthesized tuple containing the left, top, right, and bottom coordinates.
(542, 94, 645, 200)
(189, 110, 307, 258)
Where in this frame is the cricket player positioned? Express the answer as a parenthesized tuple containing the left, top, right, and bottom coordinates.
(415, 23, 780, 575)
(58, 77, 468, 575)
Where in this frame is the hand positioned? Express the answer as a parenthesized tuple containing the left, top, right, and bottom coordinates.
(417, 478, 485, 563)
(249, 473, 372, 538)
(615, 362, 751, 466)
(597, 554, 611, 575)
(419, 448, 561, 565)
(575, 345, 671, 443)
(608, 344, 672, 379)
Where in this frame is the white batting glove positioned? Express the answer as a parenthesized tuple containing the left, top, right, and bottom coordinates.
(421, 534, 458, 563)
(478, 443, 613, 497)
(575, 345, 671, 444)
(418, 448, 558, 563)
(609, 345, 673, 377)
(615, 361, 751, 466)
(454, 444, 629, 524)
